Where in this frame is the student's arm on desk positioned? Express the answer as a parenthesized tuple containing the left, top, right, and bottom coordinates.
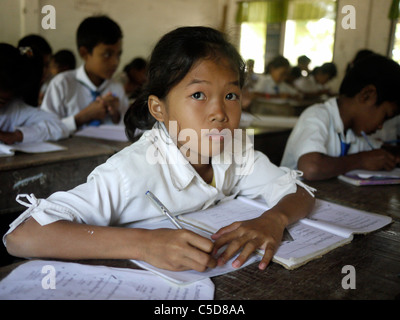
(298, 150, 399, 181)
(212, 186, 315, 271)
(5, 218, 216, 272)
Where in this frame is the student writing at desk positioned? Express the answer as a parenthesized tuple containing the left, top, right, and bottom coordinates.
(0, 43, 68, 145)
(4, 27, 315, 272)
(40, 15, 129, 135)
(281, 54, 400, 180)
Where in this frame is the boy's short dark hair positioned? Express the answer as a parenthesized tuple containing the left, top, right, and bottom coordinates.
(76, 15, 122, 53)
(313, 62, 337, 79)
(339, 54, 400, 107)
(298, 55, 311, 65)
(53, 50, 76, 70)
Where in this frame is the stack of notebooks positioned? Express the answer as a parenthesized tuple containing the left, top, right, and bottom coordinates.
(338, 168, 400, 186)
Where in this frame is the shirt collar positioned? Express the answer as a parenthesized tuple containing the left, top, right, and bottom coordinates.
(76, 64, 109, 93)
(325, 97, 357, 143)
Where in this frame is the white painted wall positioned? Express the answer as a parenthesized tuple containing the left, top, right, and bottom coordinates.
(0, 0, 225, 72)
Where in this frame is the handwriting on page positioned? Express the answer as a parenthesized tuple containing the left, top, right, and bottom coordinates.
(0, 260, 214, 300)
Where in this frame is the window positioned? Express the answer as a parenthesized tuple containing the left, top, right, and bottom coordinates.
(389, 0, 400, 63)
(390, 21, 400, 63)
(237, 0, 337, 73)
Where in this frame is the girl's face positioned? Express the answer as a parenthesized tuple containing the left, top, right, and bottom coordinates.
(152, 58, 242, 164)
(269, 66, 289, 84)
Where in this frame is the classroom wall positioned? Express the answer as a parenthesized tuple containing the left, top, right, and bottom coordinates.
(0, 0, 395, 91)
(0, 0, 226, 72)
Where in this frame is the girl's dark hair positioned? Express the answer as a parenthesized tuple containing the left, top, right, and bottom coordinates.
(0, 43, 43, 105)
(311, 62, 337, 78)
(124, 26, 246, 141)
(339, 54, 400, 107)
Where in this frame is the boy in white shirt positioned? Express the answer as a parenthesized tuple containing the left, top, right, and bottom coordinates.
(281, 54, 400, 180)
(0, 43, 68, 144)
(41, 16, 128, 135)
(253, 56, 299, 99)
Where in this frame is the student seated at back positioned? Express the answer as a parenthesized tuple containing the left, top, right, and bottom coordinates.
(252, 55, 300, 99)
(281, 54, 400, 180)
(115, 57, 147, 100)
(297, 55, 311, 76)
(49, 49, 76, 76)
(39, 50, 77, 105)
(4, 26, 315, 272)
(40, 15, 129, 135)
(18, 34, 53, 107)
(0, 43, 68, 145)
(294, 62, 337, 98)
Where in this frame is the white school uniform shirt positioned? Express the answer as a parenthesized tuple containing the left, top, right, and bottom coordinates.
(40, 64, 129, 134)
(3, 122, 314, 246)
(280, 97, 382, 169)
(253, 74, 298, 96)
(0, 99, 69, 143)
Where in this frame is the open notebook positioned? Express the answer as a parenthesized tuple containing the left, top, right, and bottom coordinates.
(130, 197, 391, 283)
(0, 141, 66, 157)
(338, 168, 400, 186)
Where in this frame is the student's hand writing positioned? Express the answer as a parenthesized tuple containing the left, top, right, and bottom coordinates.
(141, 228, 217, 272)
(212, 210, 286, 271)
(360, 149, 398, 171)
(0, 130, 23, 145)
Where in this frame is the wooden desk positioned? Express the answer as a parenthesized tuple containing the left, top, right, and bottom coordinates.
(249, 126, 292, 166)
(213, 179, 400, 299)
(1, 179, 398, 299)
(1, 148, 399, 299)
(250, 98, 317, 116)
(0, 136, 131, 216)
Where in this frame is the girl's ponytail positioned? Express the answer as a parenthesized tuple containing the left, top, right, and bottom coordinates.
(124, 90, 155, 141)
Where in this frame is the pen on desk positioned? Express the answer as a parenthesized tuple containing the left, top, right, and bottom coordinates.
(145, 190, 183, 229)
(361, 131, 375, 150)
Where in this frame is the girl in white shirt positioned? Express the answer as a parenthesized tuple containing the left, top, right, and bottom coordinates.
(0, 43, 68, 144)
(4, 27, 315, 272)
